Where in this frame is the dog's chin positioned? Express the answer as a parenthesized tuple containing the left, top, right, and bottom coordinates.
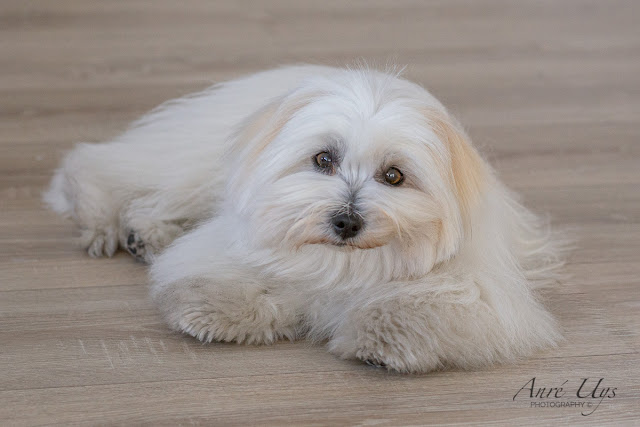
(330, 242, 359, 250)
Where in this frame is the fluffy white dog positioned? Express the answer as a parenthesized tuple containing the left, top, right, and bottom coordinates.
(46, 65, 566, 372)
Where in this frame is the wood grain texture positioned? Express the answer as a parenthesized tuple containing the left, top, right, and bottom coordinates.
(1, 0, 638, 425)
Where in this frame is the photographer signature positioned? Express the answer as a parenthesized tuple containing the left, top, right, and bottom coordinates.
(513, 377, 617, 416)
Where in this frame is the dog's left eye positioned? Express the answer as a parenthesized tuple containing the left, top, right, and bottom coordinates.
(315, 151, 334, 171)
(384, 167, 404, 186)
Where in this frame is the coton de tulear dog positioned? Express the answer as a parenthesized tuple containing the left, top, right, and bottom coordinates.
(46, 65, 566, 372)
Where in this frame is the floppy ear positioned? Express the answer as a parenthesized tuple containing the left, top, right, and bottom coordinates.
(423, 108, 488, 261)
(424, 108, 487, 221)
(226, 90, 320, 208)
(230, 91, 319, 168)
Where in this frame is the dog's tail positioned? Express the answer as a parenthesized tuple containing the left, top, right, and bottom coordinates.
(43, 164, 73, 217)
(43, 143, 97, 219)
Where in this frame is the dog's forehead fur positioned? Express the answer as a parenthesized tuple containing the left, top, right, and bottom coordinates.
(262, 70, 449, 184)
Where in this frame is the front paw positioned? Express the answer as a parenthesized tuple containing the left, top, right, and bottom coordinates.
(363, 358, 387, 369)
(333, 339, 438, 373)
(153, 278, 298, 345)
(174, 304, 296, 345)
(328, 303, 442, 373)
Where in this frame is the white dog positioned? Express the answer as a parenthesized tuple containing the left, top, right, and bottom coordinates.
(45, 65, 566, 372)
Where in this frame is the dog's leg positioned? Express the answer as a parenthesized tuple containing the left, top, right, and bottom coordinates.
(44, 145, 124, 258)
(327, 277, 561, 373)
(117, 180, 218, 263)
(150, 217, 300, 344)
(46, 128, 223, 260)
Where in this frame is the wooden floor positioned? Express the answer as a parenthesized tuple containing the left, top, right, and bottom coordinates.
(1, 1, 639, 425)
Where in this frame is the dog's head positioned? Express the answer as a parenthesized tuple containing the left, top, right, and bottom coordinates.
(227, 69, 488, 269)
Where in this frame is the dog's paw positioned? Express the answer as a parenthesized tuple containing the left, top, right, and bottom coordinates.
(364, 358, 387, 368)
(328, 301, 442, 373)
(331, 334, 436, 373)
(80, 227, 118, 258)
(122, 220, 183, 263)
(153, 278, 298, 345)
(125, 230, 148, 263)
(354, 344, 418, 373)
(176, 306, 296, 345)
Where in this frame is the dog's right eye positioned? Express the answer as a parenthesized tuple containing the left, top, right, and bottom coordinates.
(314, 152, 334, 171)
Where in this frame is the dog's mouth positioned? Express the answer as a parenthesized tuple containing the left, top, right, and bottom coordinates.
(329, 241, 385, 250)
(294, 236, 386, 251)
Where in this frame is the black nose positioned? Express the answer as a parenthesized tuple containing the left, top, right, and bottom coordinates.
(331, 212, 363, 239)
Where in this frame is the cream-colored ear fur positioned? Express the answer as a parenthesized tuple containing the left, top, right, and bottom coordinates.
(227, 91, 321, 202)
(423, 108, 489, 262)
(233, 92, 319, 166)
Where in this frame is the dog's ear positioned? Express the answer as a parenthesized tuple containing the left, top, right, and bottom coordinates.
(227, 90, 320, 206)
(423, 108, 488, 261)
(231, 91, 318, 169)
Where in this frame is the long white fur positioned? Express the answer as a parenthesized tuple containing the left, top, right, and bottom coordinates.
(45, 65, 566, 372)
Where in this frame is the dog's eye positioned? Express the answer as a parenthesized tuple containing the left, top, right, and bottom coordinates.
(315, 152, 334, 171)
(384, 167, 404, 186)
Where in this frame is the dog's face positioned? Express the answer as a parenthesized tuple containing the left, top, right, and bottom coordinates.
(228, 70, 486, 269)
